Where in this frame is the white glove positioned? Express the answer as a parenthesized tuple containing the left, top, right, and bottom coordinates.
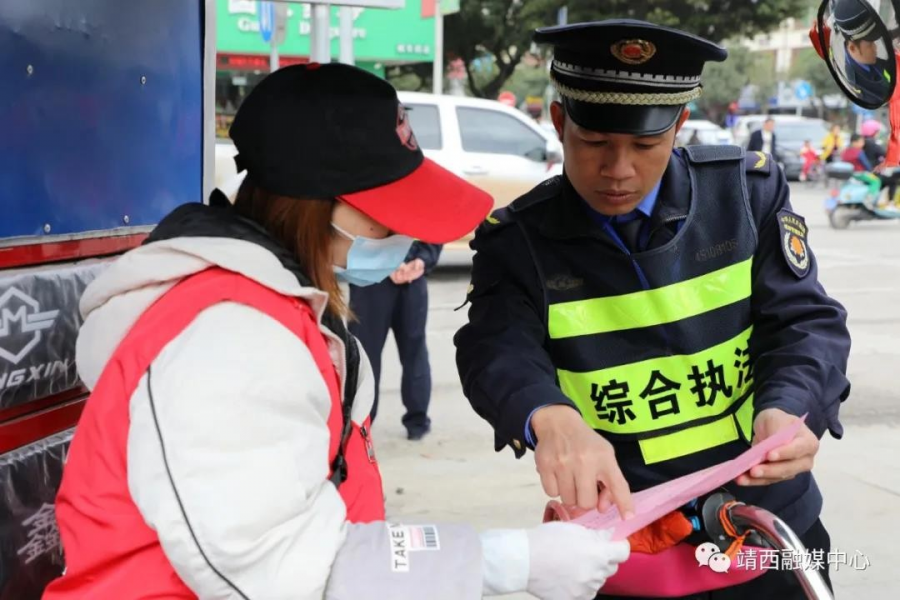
(480, 522, 629, 599)
(527, 522, 629, 600)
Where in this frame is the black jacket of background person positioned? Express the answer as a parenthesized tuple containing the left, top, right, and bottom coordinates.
(406, 242, 442, 275)
(747, 128, 780, 163)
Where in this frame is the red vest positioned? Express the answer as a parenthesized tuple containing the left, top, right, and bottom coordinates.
(43, 268, 385, 599)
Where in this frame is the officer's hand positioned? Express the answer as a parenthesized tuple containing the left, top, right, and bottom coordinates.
(736, 408, 819, 486)
(531, 405, 634, 517)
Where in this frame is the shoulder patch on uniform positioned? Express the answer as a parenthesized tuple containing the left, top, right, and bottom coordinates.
(777, 209, 810, 278)
(477, 177, 562, 236)
(477, 207, 513, 234)
(683, 144, 743, 164)
(746, 151, 772, 175)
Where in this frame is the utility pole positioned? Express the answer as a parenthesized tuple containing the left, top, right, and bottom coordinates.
(339, 7, 354, 65)
(433, 0, 443, 94)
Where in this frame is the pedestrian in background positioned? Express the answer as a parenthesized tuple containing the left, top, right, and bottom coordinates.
(349, 242, 442, 440)
(799, 140, 820, 182)
(821, 124, 843, 163)
(747, 118, 780, 163)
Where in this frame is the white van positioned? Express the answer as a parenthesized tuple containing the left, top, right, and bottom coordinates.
(398, 92, 563, 222)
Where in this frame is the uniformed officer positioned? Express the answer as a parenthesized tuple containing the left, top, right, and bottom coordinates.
(349, 241, 442, 440)
(454, 20, 850, 599)
(834, 0, 893, 106)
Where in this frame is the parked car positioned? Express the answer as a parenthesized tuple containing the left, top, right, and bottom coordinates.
(733, 115, 833, 181)
(538, 118, 559, 138)
(399, 92, 563, 250)
(731, 114, 812, 149)
(676, 119, 735, 146)
(770, 118, 832, 181)
(214, 139, 240, 197)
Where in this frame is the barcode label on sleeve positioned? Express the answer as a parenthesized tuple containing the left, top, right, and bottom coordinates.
(408, 525, 440, 551)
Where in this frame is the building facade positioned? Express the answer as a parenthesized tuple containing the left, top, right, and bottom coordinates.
(216, 0, 436, 137)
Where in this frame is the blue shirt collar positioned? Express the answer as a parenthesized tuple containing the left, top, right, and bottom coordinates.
(582, 179, 661, 225)
(847, 52, 873, 73)
(633, 181, 661, 219)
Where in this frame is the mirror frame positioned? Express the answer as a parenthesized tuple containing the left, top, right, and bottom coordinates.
(817, 0, 897, 109)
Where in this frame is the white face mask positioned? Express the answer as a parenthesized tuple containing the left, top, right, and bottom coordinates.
(331, 222, 414, 287)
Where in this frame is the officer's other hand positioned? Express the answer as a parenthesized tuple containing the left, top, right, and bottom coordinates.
(531, 405, 634, 518)
(526, 522, 629, 600)
(736, 408, 819, 486)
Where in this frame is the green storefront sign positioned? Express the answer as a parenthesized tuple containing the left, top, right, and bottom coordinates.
(218, 0, 436, 62)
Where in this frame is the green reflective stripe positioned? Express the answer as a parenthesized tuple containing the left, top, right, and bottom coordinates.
(548, 259, 753, 339)
(637, 404, 753, 464)
(639, 414, 737, 464)
(560, 327, 753, 436)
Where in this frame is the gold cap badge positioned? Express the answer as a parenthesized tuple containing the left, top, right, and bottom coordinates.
(611, 39, 657, 65)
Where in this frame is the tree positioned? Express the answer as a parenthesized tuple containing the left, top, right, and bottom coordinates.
(789, 47, 842, 101)
(385, 63, 433, 92)
(501, 62, 551, 103)
(445, 0, 811, 99)
(748, 53, 778, 107)
(444, 0, 559, 100)
(559, 0, 811, 39)
(696, 46, 754, 117)
(696, 44, 779, 121)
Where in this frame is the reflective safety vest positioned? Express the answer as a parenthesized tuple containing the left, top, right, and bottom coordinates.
(44, 268, 384, 599)
(530, 147, 758, 465)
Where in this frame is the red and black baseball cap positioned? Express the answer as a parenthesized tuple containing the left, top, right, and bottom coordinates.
(228, 63, 492, 244)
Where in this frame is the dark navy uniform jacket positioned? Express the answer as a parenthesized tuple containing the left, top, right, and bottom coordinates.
(845, 54, 894, 108)
(453, 149, 852, 534)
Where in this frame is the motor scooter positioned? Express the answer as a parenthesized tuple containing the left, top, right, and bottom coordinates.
(824, 162, 900, 229)
(544, 491, 834, 599)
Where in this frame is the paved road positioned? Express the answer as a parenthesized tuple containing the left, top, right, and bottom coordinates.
(371, 181, 900, 598)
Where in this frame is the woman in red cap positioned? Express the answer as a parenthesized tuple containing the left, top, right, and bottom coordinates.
(42, 64, 629, 600)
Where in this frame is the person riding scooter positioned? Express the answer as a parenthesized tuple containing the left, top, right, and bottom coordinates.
(839, 135, 892, 206)
(841, 134, 875, 171)
(861, 119, 900, 202)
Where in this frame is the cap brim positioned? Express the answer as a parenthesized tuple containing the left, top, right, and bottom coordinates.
(339, 158, 493, 244)
(565, 98, 684, 136)
(860, 31, 884, 42)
